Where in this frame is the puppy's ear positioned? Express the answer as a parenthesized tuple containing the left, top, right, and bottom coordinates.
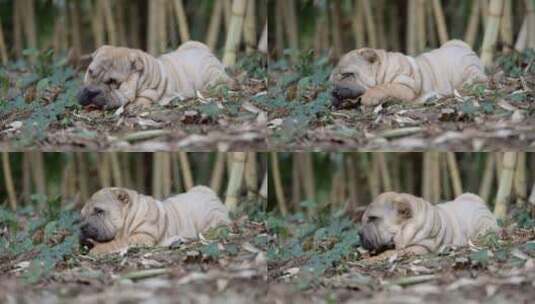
(392, 199, 412, 220)
(111, 189, 130, 205)
(129, 52, 144, 71)
(359, 49, 379, 64)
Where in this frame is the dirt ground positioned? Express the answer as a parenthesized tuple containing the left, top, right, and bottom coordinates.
(268, 222, 535, 304)
(0, 54, 268, 151)
(0, 216, 269, 303)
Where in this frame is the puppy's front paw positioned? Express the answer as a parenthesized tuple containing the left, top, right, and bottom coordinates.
(361, 90, 386, 106)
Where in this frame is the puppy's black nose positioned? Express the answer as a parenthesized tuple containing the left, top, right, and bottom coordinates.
(77, 85, 103, 106)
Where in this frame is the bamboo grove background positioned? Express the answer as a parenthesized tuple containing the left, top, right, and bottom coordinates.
(0, 152, 268, 212)
(269, 0, 535, 65)
(0, 0, 268, 65)
(269, 152, 535, 221)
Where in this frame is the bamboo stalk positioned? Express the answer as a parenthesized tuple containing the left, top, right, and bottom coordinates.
(479, 154, 495, 203)
(513, 152, 526, 207)
(275, 0, 285, 55)
(529, 182, 535, 218)
(225, 152, 246, 211)
(244, 152, 257, 199)
(161, 153, 171, 198)
(446, 152, 462, 197)
(465, 0, 481, 47)
(525, 0, 535, 48)
(422, 153, 431, 201)
(98, 154, 111, 187)
(31, 152, 46, 197)
(416, 0, 426, 52)
(210, 152, 226, 194)
(0, 17, 8, 65)
(13, 1, 22, 57)
(499, 0, 513, 52)
(368, 154, 380, 199)
(283, 0, 299, 55)
(291, 155, 301, 208)
(91, 0, 105, 47)
(271, 152, 287, 216)
(22, 153, 31, 201)
(109, 153, 123, 188)
(76, 153, 89, 202)
(331, 0, 343, 58)
(407, 0, 417, 55)
(22, 0, 37, 56)
(352, 0, 365, 48)
(178, 152, 194, 191)
(223, 0, 248, 66)
(480, 0, 504, 67)
(515, 17, 528, 51)
(152, 153, 162, 198)
(376, 153, 392, 191)
(244, 0, 257, 54)
(170, 153, 182, 193)
(258, 22, 268, 53)
(69, 1, 82, 60)
(259, 172, 268, 200)
(206, 0, 224, 49)
(346, 155, 358, 209)
(494, 152, 516, 220)
(362, 0, 377, 48)
(302, 154, 316, 202)
(100, 0, 117, 45)
(431, 0, 449, 45)
(430, 152, 441, 202)
(1, 153, 17, 210)
(173, 0, 191, 43)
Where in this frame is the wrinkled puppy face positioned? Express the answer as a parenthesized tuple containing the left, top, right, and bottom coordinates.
(80, 188, 132, 247)
(330, 49, 380, 107)
(77, 46, 142, 109)
(359, 192, 413, 255)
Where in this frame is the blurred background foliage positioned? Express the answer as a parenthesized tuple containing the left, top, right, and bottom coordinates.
(269, 152, 535, 223)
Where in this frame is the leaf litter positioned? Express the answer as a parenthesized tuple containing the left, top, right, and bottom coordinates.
(268, 49, 535, 150)
(0, 51, 267, 151)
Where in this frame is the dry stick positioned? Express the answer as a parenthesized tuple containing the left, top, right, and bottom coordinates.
(109, 153, 123, 188)
(243, 0, 257, 54)
(270, 153, 287, 216)
(244, 152, 257, 199)
(258, 22, 268, 53)
(225, 152, 246, 211)
(446, 152, 463, 197)
(1, 153, 17, 210)
(416, 0, 426, 52)
(223, 0, 247, 66)
(479, 154, 495, 203)
(100, 0, 117, 46)
(178, 152, 194, 191)
(352, 0, 366, 48)
(206, 0, 224, 50)
(465, 0, 481, 47)
(431, 0, 449, 45)
(0, 18, 8, 64)
(494, 152, 516, 220)
(513, 152, 527, 208)
(376, 153, 392, 191)
(283, 0, 299, 56)
(173, 0, 191, 43)
(210, 152, 226, 194)
(480, 0, 504, 67)
(525, 0, 535, 48)
(499, 0, 513, 52)
(362, 0, 377, 48)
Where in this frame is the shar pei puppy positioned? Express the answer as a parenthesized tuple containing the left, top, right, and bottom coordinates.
(80, 185, 231, 255)
(359, 192, 498, 256)
(330, 40, 488, 107)
(77, 41, 232, 110)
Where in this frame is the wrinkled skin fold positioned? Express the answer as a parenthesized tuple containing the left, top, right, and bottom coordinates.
(330, 40, 488, 107)
(77, 41, 232, 109)
(359, 192, 498, 256)
(80, 185, 231, 255)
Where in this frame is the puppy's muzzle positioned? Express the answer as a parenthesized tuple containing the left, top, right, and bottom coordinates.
(331, 85, 366, 108)
(77, 85, 106, 107)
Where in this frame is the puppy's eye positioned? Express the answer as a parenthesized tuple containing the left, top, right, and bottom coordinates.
(94, 207, 104, 216)
(105, 78, 118, 86)
(368, 216, 380, 222)
(341, 72, 355, 79)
